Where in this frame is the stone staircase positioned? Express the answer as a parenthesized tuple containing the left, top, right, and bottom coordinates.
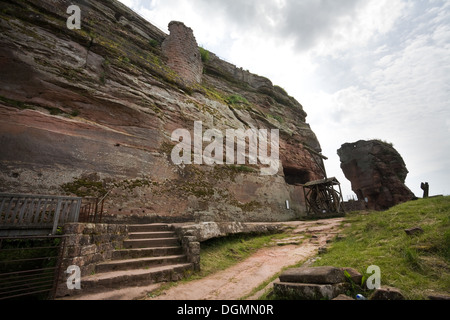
(78, 224, 193, 295)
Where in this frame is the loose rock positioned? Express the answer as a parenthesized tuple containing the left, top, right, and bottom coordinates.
(370, 286, 405, 300)
(273, 281, 350, 301)
(279, 266, 347, 285)
(428, 294, 450, 300)
(405, 227, 424, 236)
(341, 267, 363, 286)
(332, 294, 355, 300)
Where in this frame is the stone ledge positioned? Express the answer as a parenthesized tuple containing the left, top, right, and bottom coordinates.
(273, 281, 350, 300)
(279, 266, 347, 285)
(172, 221, 286, 243)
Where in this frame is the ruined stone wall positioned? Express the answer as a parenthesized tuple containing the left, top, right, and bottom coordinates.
(56, 223, 128, 297)
(162, 21, 203, 85)
(342, 200, 367, 212)
(206, 52, 273, 90)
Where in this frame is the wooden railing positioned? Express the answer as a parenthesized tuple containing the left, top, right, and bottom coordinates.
(0, 194, 82, 236)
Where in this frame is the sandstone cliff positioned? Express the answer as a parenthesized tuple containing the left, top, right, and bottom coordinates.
(0, 0, 324, 222)
(337, 140, 415, 211)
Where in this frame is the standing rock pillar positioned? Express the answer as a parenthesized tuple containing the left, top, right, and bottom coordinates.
(161, 21, 203, 86)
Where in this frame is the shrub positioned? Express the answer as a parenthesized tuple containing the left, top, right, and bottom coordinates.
(226, 94, 248, 106)
(199, 47, 210, 63)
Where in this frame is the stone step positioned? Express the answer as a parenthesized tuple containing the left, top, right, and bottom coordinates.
(128, 224, 170, 233)
(123, 238, 180, 249)
(80, 263, 194, 294)
(273, 281, 350, 300)
(128, 231, 176, 239)
(95, 255, 188, 273)
(112, 246, 183, 260)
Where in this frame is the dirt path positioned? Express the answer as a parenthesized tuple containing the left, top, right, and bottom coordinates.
(147, 218, 345, 301)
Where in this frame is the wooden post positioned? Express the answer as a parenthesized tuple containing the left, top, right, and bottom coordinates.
(52, 198, 63, 235)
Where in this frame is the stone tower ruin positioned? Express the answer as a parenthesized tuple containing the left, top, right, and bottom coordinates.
(162, 21, 203, 85)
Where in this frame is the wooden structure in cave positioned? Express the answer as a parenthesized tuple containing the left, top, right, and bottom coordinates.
(302, 145, 345, 217)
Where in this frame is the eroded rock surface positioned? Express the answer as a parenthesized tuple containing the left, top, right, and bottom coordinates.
(337, 140, 415, 210)
(0, 0, 324, 222)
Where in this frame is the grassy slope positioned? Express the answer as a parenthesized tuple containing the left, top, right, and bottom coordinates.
(313, 196, 450, 299)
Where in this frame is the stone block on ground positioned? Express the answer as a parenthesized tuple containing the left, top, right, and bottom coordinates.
(279, 266, 347, 285)
(428, 294, 450, 300)
(341, 267, 363, 286)
(332, 294, 355, 300)
(369, 286, 405, 300)
(404, 227, 424, 236)
(273, 281, 350, 300)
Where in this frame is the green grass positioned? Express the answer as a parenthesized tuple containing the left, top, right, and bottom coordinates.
(226, 94, 249, 107)
(312, 196, 450, 300)
(267, 113, 284, 124)
(199, 47, 210, 63)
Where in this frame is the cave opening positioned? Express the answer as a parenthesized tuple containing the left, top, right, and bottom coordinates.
(283, 167, 311, 186)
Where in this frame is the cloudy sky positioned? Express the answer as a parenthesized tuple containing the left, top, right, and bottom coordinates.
(119, 0, 450, 199)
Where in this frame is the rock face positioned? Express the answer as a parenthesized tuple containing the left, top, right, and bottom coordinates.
(0, 0, 324, 222)
(337, 140, 415, 210)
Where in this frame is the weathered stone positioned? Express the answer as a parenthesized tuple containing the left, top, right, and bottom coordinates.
(82, 224, 97, 235)
(405, 227, 424, 236)
(162, 21, 203, 85)
(318, 247, 328, 254)
(341, 267, 363, 286)
(428, 294, 450, 300)
(274, 281, 350, 300)
(189, 242, 201, 255)
(369, 286, 406, 300)
(94, 224, 108, 234)
(79, 235, 92, 246)
(66, 235, 82, 247)
(279, 267, 347, 285)
(80, 244, 97, 256)
(332, 294, 355, 300)
(0, 0, 324, 223)
(91, 234, 107, 244)
(176, 222, 284, 243)
(64, 223, 85, 234)
(338, 140, 415, 210)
